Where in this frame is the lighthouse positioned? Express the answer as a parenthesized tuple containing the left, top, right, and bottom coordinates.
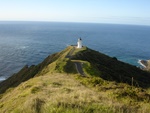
(77, 38, 82, 48)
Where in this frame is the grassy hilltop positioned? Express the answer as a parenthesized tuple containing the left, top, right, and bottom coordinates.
(0, 46, 150, 113)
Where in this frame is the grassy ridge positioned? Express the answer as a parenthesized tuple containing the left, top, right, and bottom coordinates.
(0, 52, 60, 94)
(0, 46, 74, 94)
(0, 46, 150, 113)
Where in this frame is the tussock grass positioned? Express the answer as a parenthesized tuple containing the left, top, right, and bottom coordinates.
(0, 73, 150, 113)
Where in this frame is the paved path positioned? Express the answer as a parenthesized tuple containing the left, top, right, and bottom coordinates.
(74, 62, 85, 76)
(66, 46, 86, 76)
(66, 47, 75, 58)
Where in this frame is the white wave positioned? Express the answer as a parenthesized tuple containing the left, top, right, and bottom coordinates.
(20, 46, 29, 49)
(0, 77, 6, 81)
(66, 44, 70, 47)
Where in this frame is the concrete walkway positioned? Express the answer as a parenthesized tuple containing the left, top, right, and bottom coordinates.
(74, 62, 85, 76)
(66, 47, 75, 58)
(65, 46, 86, 76)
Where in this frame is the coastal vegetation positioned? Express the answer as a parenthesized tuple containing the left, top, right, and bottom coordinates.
(0, 46, 150, 113)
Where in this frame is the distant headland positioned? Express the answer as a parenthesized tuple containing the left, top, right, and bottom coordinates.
(139, 60, 150, 71)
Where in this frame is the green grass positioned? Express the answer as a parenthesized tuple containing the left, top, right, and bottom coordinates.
(82, 61, 101, 77)
(1, 46, 150, 113)
(72, 47, 150, 88)
(36, 46, 77, 75)
(71, 46, 87, 56)
(0, 73, 150, 113)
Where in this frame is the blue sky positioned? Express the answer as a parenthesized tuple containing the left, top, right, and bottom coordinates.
(0, 0, 150, 25)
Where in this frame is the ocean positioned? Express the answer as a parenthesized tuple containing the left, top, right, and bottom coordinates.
(0, 21, 150, 80)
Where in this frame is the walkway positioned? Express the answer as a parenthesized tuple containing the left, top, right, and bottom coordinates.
(66, 46, 86, 76)
(74, 62, 85, 76)
(66, 46, 75, 58)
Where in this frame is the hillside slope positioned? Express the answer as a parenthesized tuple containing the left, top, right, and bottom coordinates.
(71, 47, 150, 88)
(0, 46, 75, 94)
(0, 46, 150, 113)
(1, 72, 150, 113)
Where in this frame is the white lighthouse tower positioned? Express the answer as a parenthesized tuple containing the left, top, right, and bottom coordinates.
(77, 38, 82, 48)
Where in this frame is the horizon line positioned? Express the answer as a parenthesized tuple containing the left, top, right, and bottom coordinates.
(0, 20, 150, 27)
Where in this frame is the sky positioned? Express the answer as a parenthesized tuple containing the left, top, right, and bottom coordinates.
(0, 0, 150, 25)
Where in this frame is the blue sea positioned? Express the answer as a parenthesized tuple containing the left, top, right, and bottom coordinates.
(0, 21, 150, 81)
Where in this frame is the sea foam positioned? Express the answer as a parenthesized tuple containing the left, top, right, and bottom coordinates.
(0, 77, 6, 81)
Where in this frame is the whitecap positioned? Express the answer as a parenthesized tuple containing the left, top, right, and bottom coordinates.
(66, 44, 70, 47)
(0, 77, 6, 81)
(20, 46, 29, 49)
